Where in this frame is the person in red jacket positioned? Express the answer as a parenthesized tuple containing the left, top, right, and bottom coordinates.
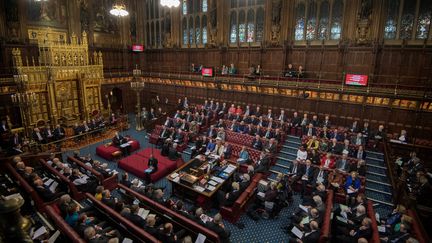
(235, 105, 243, 115)
(320, 153, 336, 169)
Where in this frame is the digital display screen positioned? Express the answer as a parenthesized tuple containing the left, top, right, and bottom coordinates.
(202, 67, 214, 77)
(345, 74, 368, 86)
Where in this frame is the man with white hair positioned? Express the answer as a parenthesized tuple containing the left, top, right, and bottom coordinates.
(206, 213, 231, 242)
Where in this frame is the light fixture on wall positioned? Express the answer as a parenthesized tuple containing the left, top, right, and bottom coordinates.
(110, 0, 129, 17)
(160, 0, 180, 8)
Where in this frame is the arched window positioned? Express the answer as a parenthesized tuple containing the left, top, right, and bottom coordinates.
(256, 7, 264, 42)
(400, 0, 416, 40)
(202, 0, 208, 12)
(194, 0, 200, 12)
(230, 0, 264, 44)
(295, 3, 306, 40)
(182, 18, 188, 45)
(189, 16, 194, 44)
(384, 0, 400, 39)
(202, 15, 208, 44)
(145, 0, 164, 48)
(330, 0, 343, 40)
(416, 0, 432, 39)
(230, 11, 238, 43)
(183, 0, 188, 15)
(383, 0, 432, 41)
(238, 11, 246, 42)
(318, 1, 330, 40)
(247, 9, 255, 42)
(306, 1, 317, 40)
(195, 16, 201, 44)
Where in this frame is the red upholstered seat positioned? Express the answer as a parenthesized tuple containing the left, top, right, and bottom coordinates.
(118, 148, 178, 182)
(96, 139, 140, 160)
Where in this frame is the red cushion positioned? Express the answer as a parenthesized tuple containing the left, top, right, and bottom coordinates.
(96, 140, 140, 160)
(118, 148, 177, 182)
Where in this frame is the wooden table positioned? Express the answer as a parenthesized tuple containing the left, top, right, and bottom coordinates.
(166, 157, 238, 204)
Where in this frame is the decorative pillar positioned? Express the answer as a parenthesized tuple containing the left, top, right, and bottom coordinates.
(0, 197, 32, 243)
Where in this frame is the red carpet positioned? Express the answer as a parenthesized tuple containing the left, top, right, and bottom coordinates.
(118, 148, 179, 182)
(96, 139, 140, 160)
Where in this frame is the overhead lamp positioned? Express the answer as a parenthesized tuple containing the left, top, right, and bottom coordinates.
(160, 0, 180, 8)
(110, 1, 129, 17)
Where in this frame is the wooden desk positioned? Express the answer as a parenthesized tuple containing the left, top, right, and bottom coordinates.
(167, 157, 238, 201)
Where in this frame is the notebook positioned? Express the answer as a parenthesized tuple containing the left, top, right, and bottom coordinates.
(291, 226, 303, 239)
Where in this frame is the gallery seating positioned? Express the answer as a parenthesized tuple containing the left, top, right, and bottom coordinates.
(44, 205, 86, 243)
(407, 209, 431, 243)
(67, 156, 118, 190)
(319, 189, 334, 243)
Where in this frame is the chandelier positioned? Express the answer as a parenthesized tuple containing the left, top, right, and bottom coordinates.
(110, 1, 129, 17)
(160, 0, 180, 8)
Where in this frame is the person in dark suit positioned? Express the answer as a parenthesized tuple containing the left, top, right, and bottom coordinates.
(335, 153, 350, 172)
(207, 125, 217, 139)
(328, 138, 342, 154)
(252, 135, 263, 150)
(101, 190, 117, 208)
(206, 213, 231, 243)
(120, 172, 132, 187)
(380, 222, 411, 243)
(144, 215, 159, 237)
(0, 120, 9, 134)
(144, 154, 158, 184)
(33, 178, 62, 201)
(355, 145, 367, 160)
(289, 220, 320, 243)
(254, 151, 270, 173)
(112, 131, 130, 155)
(126, 204, 146, 228)
(303, 123, 317, 137)
(300, 160, 315, 196)
(168, 143, 180, 161)
(10, 132, 22, 148)
(32, 127, 46, 144)
(311, 166, 329, 188)
(53, 124, 66, 141)
(218, 182, 241, 207)
(335, 217, 372, 243)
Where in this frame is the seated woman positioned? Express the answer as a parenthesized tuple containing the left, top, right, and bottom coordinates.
(345, 171, 361, 206)
(237, 146, 250, 164)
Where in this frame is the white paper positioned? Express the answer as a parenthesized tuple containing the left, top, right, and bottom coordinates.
(378, 225, 386, 233)
(32, 226, 47, 240)
(347, 188, 355, 194)
(208, 180, 218, 186)
(122, 238, 133, 243)
(299, 204, 309, 213)
(195, 233, 206, 243)
(200, 214, 213, 224)
(44, 178, 54, 186)
(173, 177, 180, 183)
(257, 192, 265, 198)
(48, 230, 60, 243)
(300, 216, 310, 225)
(206, 185, 216, 191)
(138, 208, 150, 220)
(211, 176, 224, 183)
(194, 186, 205, 192)
(336, 216, 348, 224)
(339, 204, 349, 212)
(171, 172, 179, 178)
(49, 181, 58, 193)
(291, 226, 303, 239)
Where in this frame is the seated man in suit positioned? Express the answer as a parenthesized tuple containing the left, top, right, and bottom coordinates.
(288, 220, 320, 243)
(335, 153, 350, 172)
(263, 127, 274, 139)
(171, 128, 184, 144)
(300, 160, 315, 197)
(319, 126, 331, 140)
(351, 132, 365, 146)
(355, 145, 367, 160)
(101, 189, 117, 208)
(53, 124, 66, 141)
(255, 151, 270, 173)
(33, 177, 64, 201)
(112, 131, 130, 156)
(288, 159, 304, 184)
(252, 135, 263, 151)
(207, 125, 217, 139)
(311, 165, 329, 188)
(335, 217, 372, 243)
(223, 142, 232, 159)
(206, 213, 231, 242)
(217, 182, 241, 207)
(211, 138, 225, 157)
(144, 154, 158, 184)
(168, 143, 180, 161)
(328, 138, 342, 154)
(126, 204, 146, 228)
(303, 123, 317, 137)
(264, 138, 277, 154)
(32, 127, 46, 144)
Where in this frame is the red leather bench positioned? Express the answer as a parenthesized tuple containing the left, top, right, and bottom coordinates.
(86, 193, 160, 242)
(118, 184, 221, 243)
(366, 200, 380, 243)
(118, 148, 178, 183)
(39, 159, 86, 201)
(319, 190, 334, 243)
(407, 209, 430, 243)
(5, 162, 58, 212)
(227, 142, 261, 173)
(67, 156, 118, 190)
(44, 205, 86, 243)
(220, 173, 263, 223)
(95, 139, 140, 161)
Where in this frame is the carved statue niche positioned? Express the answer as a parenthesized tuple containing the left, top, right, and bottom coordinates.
(80, 0, 90, 32)
(163, 11, 172, 48)
(270, 0, 282, 44)
(356, 0, 373, 44)
(208, 0, 217, 46)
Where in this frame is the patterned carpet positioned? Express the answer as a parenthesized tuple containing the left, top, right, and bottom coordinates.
(67, 116, 393, 243)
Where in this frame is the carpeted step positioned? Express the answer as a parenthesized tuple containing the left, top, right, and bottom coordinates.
(365, 172, 390, 183)
(270, 165, 290, 174)
(277, 153, 296, 161)
(365, 189, 393, 203)
(275, 159, 292, 168)
(365, 158, 385, 167)
(365, 182, 392, 194)
(366, 165, 387, 175)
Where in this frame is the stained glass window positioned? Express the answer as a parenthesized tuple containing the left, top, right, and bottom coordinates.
(295, 3, 305, 40)
(230, 11, 237, 43)
(400, 0, 415, 39)
(318, 1, 329, 40)
(202, 0, 208, 12)
(182, 19, 188, 44)
(247, 9, 255, 42)
(145, 0, 164, 48)
(194, 0, 200, 12)
(202, 16, 208, 44)
(416, 0, 432, 39)
(256, 7, 264, 42)
(330, 0, 343, 40)
(189, 16, 194, 44)
(195, 16, 201, 44)
(239, 10, 246, 42)
(306, 1, 317, 40)
(384, 0, 399, 39)
(183, 0, 187, 15)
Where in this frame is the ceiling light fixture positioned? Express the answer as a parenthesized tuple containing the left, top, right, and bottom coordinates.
(110, 1, 129, 17)
(160, 0, 180, 8)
